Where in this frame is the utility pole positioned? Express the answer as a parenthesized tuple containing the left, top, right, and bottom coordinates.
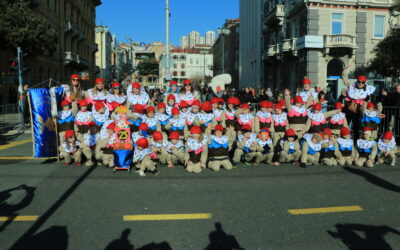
(165, 0, 171, 84)
(17, 47, 25, 127)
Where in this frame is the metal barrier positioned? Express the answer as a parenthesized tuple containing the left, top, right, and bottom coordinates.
(0, 103, 21, 132)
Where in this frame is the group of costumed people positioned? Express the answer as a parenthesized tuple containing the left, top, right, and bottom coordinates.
(55, 72, 397, 176)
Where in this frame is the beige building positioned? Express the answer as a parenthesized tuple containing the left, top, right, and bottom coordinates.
(0, 0, 101, 104)
(262, 0, 396, 94)
(95, 26, 112, 82)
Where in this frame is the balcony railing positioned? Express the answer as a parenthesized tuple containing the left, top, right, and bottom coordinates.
(264, 5, 285, 26)
(267, 44, 280, 57)
(324, 34, 357, 48)
(64, 52, 78, 65)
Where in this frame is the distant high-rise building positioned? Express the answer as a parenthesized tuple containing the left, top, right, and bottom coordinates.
(180, 36, 188, 49)
(199, 37, 206, 45)
(188, 31, 200, 48)
(206, 31, 216, 46)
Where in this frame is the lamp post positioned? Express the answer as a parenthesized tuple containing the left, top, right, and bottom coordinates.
(165, 0, 171, 85)
(217, 27, 230, 74)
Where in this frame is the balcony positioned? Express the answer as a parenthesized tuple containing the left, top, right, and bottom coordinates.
(264, 5, 285, 27)
(324, 34, 357, 48)
(64, 20, 72, 32)
(267, 44, 280, 57)
(282, 38, 298, 56)
(63, 52, 78, 65)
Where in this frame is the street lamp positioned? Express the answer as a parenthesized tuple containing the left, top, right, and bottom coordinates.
(217, 27, 230, 74)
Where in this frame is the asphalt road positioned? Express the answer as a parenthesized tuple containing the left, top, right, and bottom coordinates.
(0, 132, 400, 250)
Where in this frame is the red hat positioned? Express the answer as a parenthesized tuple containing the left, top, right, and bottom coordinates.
(65, 130, 75, 139)
(169, 80, 177, 86)
(179, 101, 189, 109)
(366, 102, 375, 109)
(146, 106, 155, 114)
(183, 79, 192, 85)
(192, 100, 201, 108)
(218, 97, 224, 104)
(201, 101, 212, 112)
(107, 122, 116, 131)
(285, 128, 296, 137)
(70, 74, 80, 80)
(153, 131, 163, 141)
(302, 78, 311, 85)
(94, 102, 105, 111)
(294, 96, 303, 104)
(240, 103, 250, 110)
(95, 78, 104, 85)
(111, 102, 120, 110)
(274, 103, 283, 111)
(227, 97, 240, 106)
(171, 107, 180, 116)
(136, 137, 149, 149)
(216, 86, 222, 92)
(214, 124, 224, 132)
(357, 75, 367, 83)
(362, 127, 373, 134)
(88, 121, 98, 128)
(278, 99, 286, 107)
(340, 127, 351, 137)
(134, 104, 144, 114)
(79, 99, 88, 107)
(334, 102, 343, 110)
(167, 94, 176, 102)
(382, 131, 393, 140)
(190, 125, 202, 134)
(241, 124, 252, 132)
(313, 103, 322, 111)
(139, 123, 148, 131)
(259, 101, 273, 109)
(169, 131, 180, 140)
(61, 100, 71, 107)
(158, 102, 166, 110)
(261, 127, 271, 134)
(210, 97, 219, 104)
(132, 82, 141, 89)
(323, 128, 332, 136)
(111, 82, 121, 88)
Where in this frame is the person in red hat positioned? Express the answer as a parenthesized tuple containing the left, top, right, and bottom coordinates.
(95, 122, 116, 168)
(329, 102, 349, 137)
(165, 80, 181, 105)
(127, 82, 150, 108)
(186, 99, 201, 130)
(185, 125, 208, 173)
(155, 102, 170, 136)
(210, 97, 224, 123)
(255, 128, 275, 165)
(165, 94, 177, 116)
(279, 128, 301, 164)
(254, 101, 274, 133)
(106, 82, 126, 111)
(207, 124, 234, 171)
(92, 101, 110, 128)
(377, 131, 396, 166)
(237, 103, 255, 134)
(133, 137, 158, 177)
(143, 106, 160, 136)
(62, 74, 85, 115)
(150, 131, 169, 165)
(57, 100, 75, 144)
(178, 100, 190, 119)
(360, 101, 385, 139)
(86, 77, 109, 105)
(272, 103, 288, 146)
(59, 130, 82, 166)
(195, 101, 217, 135)
(127, 104, 145, 132)
(299, 133, 323, 168)
(232, 124, 259, 165)
(336, 127, 355, 166)
(179, 79, 200, 106)
(132, 123, 149, 144)
(166, 107, 187, 139)
(224, 97, 240, 137)
(284, 89, 310, 138)
(297, 77, 319, 105)
(320, 128, 339, 166)
(303, 102, 339, 134)
(82, 121, 100, 166)
(165, 131, 185, 168)
(355, 127, 378, 168)
(75, 99, 93, 142)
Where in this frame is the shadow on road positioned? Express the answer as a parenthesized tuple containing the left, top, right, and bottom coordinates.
(0, 184, 36, 232)
(205, 222, 244, 250)
(328, 223, 400, 250)
(14, 225, 69, 250)
(344, 167, 400, 193)
(0, 132, 23, 145)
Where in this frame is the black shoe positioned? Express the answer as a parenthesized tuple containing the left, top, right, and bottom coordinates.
(300, 163, 307, 168)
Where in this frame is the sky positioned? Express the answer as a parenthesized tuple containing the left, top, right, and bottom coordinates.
(96, 0, 239, 46)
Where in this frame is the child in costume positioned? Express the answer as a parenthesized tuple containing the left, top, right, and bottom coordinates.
(232, 124, 259, 165)
(127, 104, 144, 132)
(86, 77, 109, 105)
(106, 82, 126, 111)
(186, 100, 201, 131)
(279, 128, 302, 164)
(165, 94, 177, 116)
(179, 101, 190, 120)
(179, 79, 200, 106)
(255, 128, 275, 166)
(165, 107, 187, 140)
(207, 125, 234, 171)
(303, 103, 338, 134)
(58, 100, 75, 144)
(320, 128, 339, 166)
(59, 130, 82, 166)
(236, 104, 255, 133)
(126, 82, 149, 107)
(195, 101, 216, 135)
(377, 131, 397, 166)
(355, 127, 378, 168)
(300, 133, 322, 168)
(329, 102, 349, 137)
(165, 131, 186, 168)
(131, 123, 149, 145)
(224, 97, 240, 135)
(133, 137, 158, 177)
(254, 101, 274, 133)
(336, 127, 355, 166)
(272, 103, 288, 146)
(361, 102, 383, 139)
(143, 106, 160, 137)
(164, 80, 181, 105)
(184, 125, 208, 173)
(82, 122, 100, 167)
(92, 102, 109, 128)
(95, 122, 116, 168)
(155, 102, 170, 138)
(74, 99, 92, 142)
(150, 131, 169, 166)
(210, 97, 224, 124)
(285, 90, 311, 138)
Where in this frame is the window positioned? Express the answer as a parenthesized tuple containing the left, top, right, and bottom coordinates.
(196, 59, 199, 65)
(181, 72, 186, 77)
(331, 13, 343, 35)
(181, 64, 185, 69)
(374, 15, 385, 38)
(173, 71, 177, 76)
(173, 64, 177, 69)
(190, 59, 193, 65)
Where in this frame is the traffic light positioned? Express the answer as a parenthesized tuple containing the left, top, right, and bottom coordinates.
(9, 57, 18, 72)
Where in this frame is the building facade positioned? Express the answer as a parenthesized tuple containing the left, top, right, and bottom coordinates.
(188, 31, 201, 48)
(239, 0, 265, 89)
(262, 0, 396, 94)
(206, 31, 216, 46)
(95, 26, 113, 82)
(180, 36, 189, 49)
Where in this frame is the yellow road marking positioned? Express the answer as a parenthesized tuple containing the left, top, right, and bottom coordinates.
(0, 216, 38, 221)
(124, 213, 212, 221)
(288, 206, 363, 215)
(0, 139, 32, 150)
(0, 156, 57, 160)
